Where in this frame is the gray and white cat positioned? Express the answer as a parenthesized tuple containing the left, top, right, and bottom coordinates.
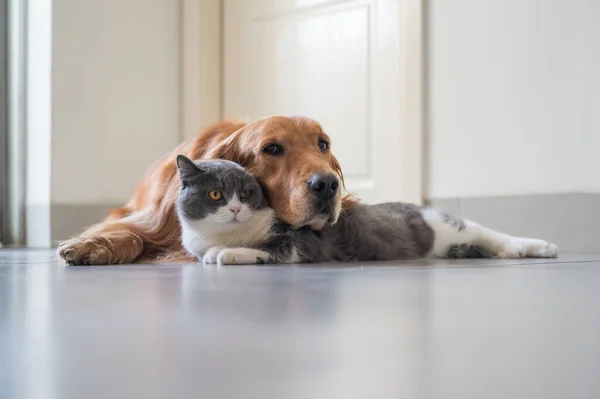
(176, 155, 558, 265)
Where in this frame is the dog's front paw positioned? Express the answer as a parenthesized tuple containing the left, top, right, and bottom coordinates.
(58, 238, 112, 265)
(202, 246, 226, 264)
(217, 248, 270, 265)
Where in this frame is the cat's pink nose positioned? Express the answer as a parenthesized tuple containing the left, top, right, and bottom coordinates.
(229, 206, 240, 215)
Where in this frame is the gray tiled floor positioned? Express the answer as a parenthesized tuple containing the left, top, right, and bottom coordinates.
(1, 249, 600, 399)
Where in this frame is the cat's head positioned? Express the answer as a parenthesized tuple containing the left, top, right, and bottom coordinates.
(176, 155, 269, 227)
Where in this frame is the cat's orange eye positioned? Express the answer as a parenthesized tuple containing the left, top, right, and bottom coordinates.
(208, 190, 222, 201)
(240, 190, 249, 199)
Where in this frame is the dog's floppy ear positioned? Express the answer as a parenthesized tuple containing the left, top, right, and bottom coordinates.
(329, 154, 347, 190)
(205, 128, 253, 166)
(329, 153, 360, 209)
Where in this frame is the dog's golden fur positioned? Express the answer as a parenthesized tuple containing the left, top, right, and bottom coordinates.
(57, 116, 358, 265)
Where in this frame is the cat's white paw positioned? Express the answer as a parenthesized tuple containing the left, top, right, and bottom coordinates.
(526, 240, 558, 258)
(202, 245, 226, 264)
(496, 238, 558, 259)
(217, 248, 270, 265)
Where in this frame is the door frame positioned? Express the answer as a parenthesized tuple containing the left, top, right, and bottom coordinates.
(180, 0, 426, 204)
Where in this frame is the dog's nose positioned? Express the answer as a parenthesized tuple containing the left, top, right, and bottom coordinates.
(308, 173, 339, 201)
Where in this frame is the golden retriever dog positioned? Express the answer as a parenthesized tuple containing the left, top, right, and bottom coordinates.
(58, 116, 357, 265)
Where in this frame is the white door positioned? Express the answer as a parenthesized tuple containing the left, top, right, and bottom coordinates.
(223, 0, 423, 204)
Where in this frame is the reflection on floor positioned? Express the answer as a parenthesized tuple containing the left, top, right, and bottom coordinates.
(1, 249, 600, 399)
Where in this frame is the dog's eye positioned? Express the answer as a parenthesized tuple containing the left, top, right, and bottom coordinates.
(318, 139, 329, 152)
(262, 144, 283, 155)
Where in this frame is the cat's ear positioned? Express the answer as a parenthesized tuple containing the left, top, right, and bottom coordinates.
(176, 155, 201, 184)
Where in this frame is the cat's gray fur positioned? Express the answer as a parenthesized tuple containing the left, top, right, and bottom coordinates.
(176, 156, 558, 264)
(261, 203, 435, 262)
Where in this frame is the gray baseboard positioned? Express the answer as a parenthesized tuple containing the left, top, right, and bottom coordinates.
(50, 204, 120, 245)
(27, 194, 600, 254)
(427, 193, 600, 254)
(26, 204, 120, 247)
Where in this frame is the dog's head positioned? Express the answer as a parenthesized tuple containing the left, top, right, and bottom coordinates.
(206, 116, 346, 229)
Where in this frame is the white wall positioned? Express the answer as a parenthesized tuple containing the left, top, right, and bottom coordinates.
(580, 2, 600, 193)
(51, 0, 181, 204)
(427, 0, 600, 198)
